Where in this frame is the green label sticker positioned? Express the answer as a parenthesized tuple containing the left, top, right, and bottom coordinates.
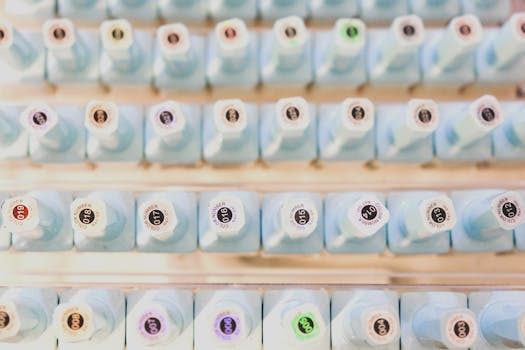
(291, 312, 319, 341)
(341, 24, 360, 42)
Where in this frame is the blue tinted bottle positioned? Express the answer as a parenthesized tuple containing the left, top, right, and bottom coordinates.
(144, 101, 201, 164)
(358, 0, 409, 22)
(158, 0, 208, 22)
(308, 0, 359, 20)
(0, 105, 27, 161)
(107, 0, 157, 21)
(1, 191, 73, 251)
(262, 192, 323, 254)
(209, 0, 257, 20)
(70, 191, 136, 251)
(202, 99, 259, 164)
(136, 191, 197, 253)
(20, 102, 86, 163)
(493, 102, 525, 161)
(153, 23, 206, 92)
(258, 0, 308, 20)
(57, 0, 108, 21)
(408, 0, 460, 21)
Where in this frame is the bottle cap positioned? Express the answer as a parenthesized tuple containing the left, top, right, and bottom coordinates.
(135, 301, 180, 346)
(345, 196, 389, 239)
(215, 18, 249, 58)
(334, 18, 366, 54)
(468, 95, 503, 130)
(281, 198, 318, 239)
(157, 23, 191, 58)
(448, 14, 483, 47)
(274, 16, 308, 51)
(207, 195, 246, 238)
(405, 99, 439, 132)
(0, 20, 14, 49)
(417, 195, 457, 238)
(275, 97, 310, 138)
(0, 301, 22, 340)
(283, 302, 326, 344)
(54, 302, 105, 343)
(2, 196, 45, 239)
(84, 100, 120, 136)
(390, 15, 425, 48)
(441, 311, 477, 348)
(20, 101, 59, 137)
(149, 101, 186, 140)
(210, 301, 251, 346)
(100, 19, 134, 50)
(358, 307, 400, 346)
(42, 18, 76, 49)
(490, 191, 525, 230)
(213, 99, 248, 140)
(139, 198, 178, 242)
(339, 98, 374, 133)
(71, 197, 111, 238)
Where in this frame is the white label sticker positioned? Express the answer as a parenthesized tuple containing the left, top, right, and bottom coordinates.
(420, 196, 457, 233)
(140, 199, 178, 241)
(365, 311, 398, 345)
(348, 196, 389, 238)
(44, 19, 74, 47)
(208, 196, 245, 237)
(0, 302, 18, 339)
(275, 16, 307, 48)
(58, 305, 93, 340)
(3, 197, 39, 231)
(492, 192, 524, 230)
(281, 199, 318, 239)
(71, 198, 107, 235)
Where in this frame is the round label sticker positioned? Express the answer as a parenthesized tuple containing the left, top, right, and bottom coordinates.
(480, 107, 496, 123)
(494, 195, 523, 228)
(60, 306, 91, 338)
(417, 108, 432, 125)
(52, 27, 67, 41)
(72, 200, 105, 232)
(402, 24, 416, 37)
(351, 106, 365, 121)
(283, 200, 318, 239)
(458, 24, 472, 37)
(93, 109, 108, 125)
(208, 196, 244, 236)
(365, 311, 398, 345)
(445, 313, 476, 348)
(158, 110, 174, 126)
(149, 209, 165, 226)
(214, 312, 241, 341)
(224, 108, 240, 124)
(421, 197, 456, 232)
(138, 310, 167, 340)
(140, 200, 176, 236)
(223, 27, 237, 40)
(294, 208, 310, 226)
(343, 24, 360, 41)
(0, 311, 10, 329)
(67, 313, 84, 331)
(86, 102, 117, 131)
(32, 111, 48, 127)
(0, 25, 9, 44)
(286, 106, 300, 121)
(112, 28, 125, 41)
(361, 204, 378, 221)
(284, 26, 297, 39)
(12, 204, 29, 221)
(352, 198, 388, 229)
(291, 312, 319, 341)
(166, 33, 180, 45)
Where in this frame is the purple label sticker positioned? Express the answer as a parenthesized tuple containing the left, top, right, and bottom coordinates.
(213, 312, 241, 342)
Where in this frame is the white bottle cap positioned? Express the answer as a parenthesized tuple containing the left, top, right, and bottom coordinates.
(2, 196, 46, 239)
(390, 15, 425, 48)
(0, 301, 24, 340)
(391, 99, 439, 150)
(210, 300, 251, 346)
(449, 14, 483, 47)
(42, 18, 76, 49)
(282, 302, 326, 344)
(134, 301, 180, 346)
(53, 302, 108, 343)
(490, 191, 525, 230)
(0, 20, 14, 49)
(139, 198, 178, 242)
(85, 100, 119, 135)
(339, 98, 374, 135)
(157, 23, 191, 59)
(207, 195, 246, 238)
(274, 16, 308, 53)
(403, 195, 457, 241)
(442, 311, 478, 349)
(275, 97, 310, 138)
(215, 18, 249, 58)
(100, 19, 134, 51)
(358, 307, 400, 346)
(452, 95, 503, 148)
(213, 99, 248, 140)
(333, 18, 366, 56)
(280, 198, 318, 239)
(71, 197, 114, 238)
(344, 196, 390, 239)
(149, 101, 187, 144)
(20, 101, 59, 137)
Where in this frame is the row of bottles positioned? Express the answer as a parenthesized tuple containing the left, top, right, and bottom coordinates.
(5, 0, 513, 23)
(1, 13, 524, 89)
(2, 95, 525, 163)
(1, 287, 525, 350)
(1, 188, 525, 254)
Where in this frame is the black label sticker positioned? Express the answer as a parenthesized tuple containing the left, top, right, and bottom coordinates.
(346, 25, 359, 38)
(521, 23, 525, 34)
(219, 316, 237, 335)
(431, 207, 447, 224)
(361, 204, 378, 221)
(502, 202, 518, 219)
(53, 27, 66, 40)
(159, 111, 174, 125)
(418, 109, 432, 124)
(403, 25, 415, 37)
(0, 30, 5, 41)
(294, 209, 310, 225)
(93, 109, 108, 124)
(32, 112, 47, 126)
(0, 311, 10, 329)
(79, 208, 95, 225)
(217, 207, 233, 224)
(148, 209, 165, 226)
(67, 313, 84, 331)
(297, 316, 315, 335)
(453, 320, 470, 339)
(225, 108, 240, 123)
(286, 106, 300, 121)
(481, 107, 496, 122)
(351, 106, 365, 121)
(373, 318, 390, 336)
(285, 26, 297, 38)
(144, 317, 162, 335)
